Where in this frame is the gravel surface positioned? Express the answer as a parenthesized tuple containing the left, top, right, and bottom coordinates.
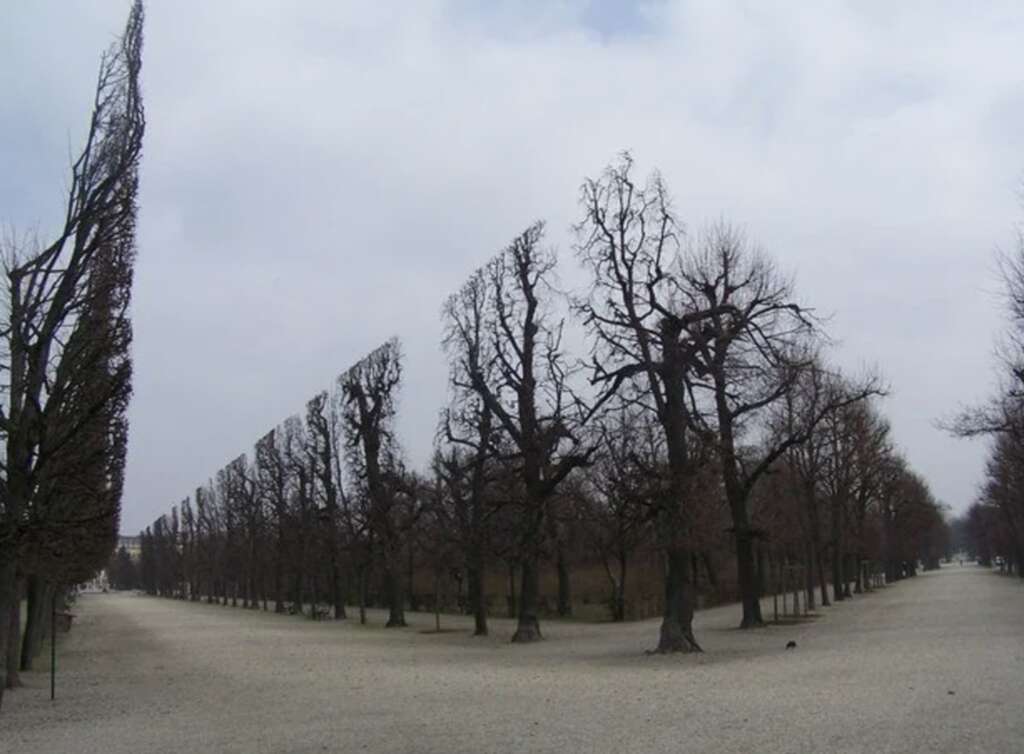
(2, 564, 1022, 753)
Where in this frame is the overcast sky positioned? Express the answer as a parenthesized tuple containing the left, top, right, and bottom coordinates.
(4, 1, 1022, 533)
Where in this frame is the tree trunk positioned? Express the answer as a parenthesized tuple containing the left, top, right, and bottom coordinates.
(817, 549, 830, 607)
(511, 557, 542, 642)
(331, 555, 346, 620)
(506, 563, 517, 619)
(735, 530, 764, 628)
(653, 547, 701, 653)
(467, 563, 487, 636)
(20, 576, 47, 670)
(832, 542, 845, 602)
(0, 559, 16, 708)
(384, 556, 406, 628)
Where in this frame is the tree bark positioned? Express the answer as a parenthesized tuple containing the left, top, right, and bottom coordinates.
(0, 559, 16, 708)
(804, 542, 816, 611)
(467, 562, 487, 636)
(511, 557, 541, 642)
(735, 530, 764, 627)
(384, 556, 406, 628)
(20, 576, 48, 671)
(653, 547, 701, 653)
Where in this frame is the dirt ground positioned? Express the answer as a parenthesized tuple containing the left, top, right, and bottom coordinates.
(2, 563, 1022, 753)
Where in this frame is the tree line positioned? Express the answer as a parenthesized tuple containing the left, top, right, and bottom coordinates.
(0, 2, 145, 709)
(138, 154, 950, 653)
(947, 216, 1024, 573)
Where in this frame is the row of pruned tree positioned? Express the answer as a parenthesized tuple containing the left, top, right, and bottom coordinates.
(948, 215, 1024, 574)
(139, 339, 417, 625)
(0, 2, 145, 709)
(140, 153, 949, 653)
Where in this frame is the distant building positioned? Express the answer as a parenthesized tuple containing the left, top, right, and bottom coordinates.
(118, 535, 141, 560)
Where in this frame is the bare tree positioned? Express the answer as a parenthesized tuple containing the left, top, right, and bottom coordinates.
(434, 396, 501, 636)
(340, 339, 408, 627)
(0, 1, 144, 704)
(443, 223, 589, 643)
(307, 392, 347, 619)
(678, 225, 882, 627)
(575, 154, 729, 652)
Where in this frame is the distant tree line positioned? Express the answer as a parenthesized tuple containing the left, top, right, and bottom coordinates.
(139, 154, 949, 653)
(0, 2, 144, 709)
(947, 211, 1024, 574)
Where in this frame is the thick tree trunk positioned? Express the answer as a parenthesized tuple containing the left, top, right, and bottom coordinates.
(653, 547, 701, 653)
(843, 555, 853, 598)
(384, 557, 406, 628)
(511, 557, 541, 643)
(832, 543, 845, 602)
(735, 531, 764, 628)
(506, 563, 517, 619)
(467, 564, 487, 636)
(331, 555, 346, 620)
(817, 550, 831, 607)
(0, 559, 16, 708)
(20, 576, 48, 671)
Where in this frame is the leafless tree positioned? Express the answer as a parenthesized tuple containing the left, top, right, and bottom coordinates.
(574, 154, 730, 652)
(0, 1, 144, 704)
(340, 338, 408, 627)
(678, 225, 882, 627)
(443, 223, 589, 643)
(307, 391, 348, 619)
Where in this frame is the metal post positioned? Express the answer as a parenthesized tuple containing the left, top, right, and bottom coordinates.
(50, 591, 57, 701)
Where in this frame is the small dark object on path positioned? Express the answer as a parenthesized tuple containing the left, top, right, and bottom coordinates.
(948, 690, 955, 695)
(786, 641, 797, 650)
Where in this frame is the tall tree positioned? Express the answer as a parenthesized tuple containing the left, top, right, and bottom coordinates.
(341, 339, 409, 627)
(574, 155, 728, 652)
(444, 223, 589, 643)
(0, 1, 144, 704)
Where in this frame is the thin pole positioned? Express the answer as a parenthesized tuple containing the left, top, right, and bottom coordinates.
(50, 590, 57, 701)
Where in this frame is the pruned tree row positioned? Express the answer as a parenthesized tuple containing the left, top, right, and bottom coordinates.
(138, 338, 418, 627)
(138, 153, 949, 654)
(947, 211, 1024, 574)
(0, 2, 145, 708)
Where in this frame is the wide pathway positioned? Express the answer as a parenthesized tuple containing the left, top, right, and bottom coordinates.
(1, 564, 1022, 753)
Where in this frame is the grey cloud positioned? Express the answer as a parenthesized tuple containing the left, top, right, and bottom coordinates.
(4, 1, 1021, 531)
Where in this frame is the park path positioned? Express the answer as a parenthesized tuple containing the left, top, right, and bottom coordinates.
(1, 564, 1022, 754)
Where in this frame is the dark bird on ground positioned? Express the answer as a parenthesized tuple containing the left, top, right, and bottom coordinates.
(786, 641, 797, 650)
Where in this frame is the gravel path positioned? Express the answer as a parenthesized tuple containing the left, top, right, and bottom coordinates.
(2, 563, 1022, 753)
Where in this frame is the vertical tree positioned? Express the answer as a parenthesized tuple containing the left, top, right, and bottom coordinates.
(574, 155, 727, 652)
(0, 1, 144, 703)
(444, 224, 589, 643)
(307, 391, 348, 619)
(341, 339, 408, 627)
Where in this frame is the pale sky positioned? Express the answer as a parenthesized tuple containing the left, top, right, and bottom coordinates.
(4, 1, 1022, 532)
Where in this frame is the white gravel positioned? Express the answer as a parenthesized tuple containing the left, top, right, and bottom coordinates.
(2, 564, 1023, 754)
